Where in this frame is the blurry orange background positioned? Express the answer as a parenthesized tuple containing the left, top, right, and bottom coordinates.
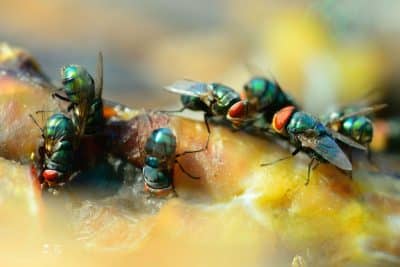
(2, 0, 400, 112)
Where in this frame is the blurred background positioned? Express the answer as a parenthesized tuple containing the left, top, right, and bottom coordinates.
(1, 0, 400, 114)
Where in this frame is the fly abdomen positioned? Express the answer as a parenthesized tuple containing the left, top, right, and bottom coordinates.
(211, 83, 241, 115)
(46, 113, 76, 141)
(40, 113, 77, 186)
(143, 165, 172, 190)
(341, 116, 373, 145)
(45, 146, 73, 175)
(43, 141, 75, 184)
(180, 95, 208, 111)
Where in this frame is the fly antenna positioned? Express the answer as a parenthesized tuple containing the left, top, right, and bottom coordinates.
(29, 114, 43, 132)
(35, 110, 56, 114)
(260, 148, 300, 167)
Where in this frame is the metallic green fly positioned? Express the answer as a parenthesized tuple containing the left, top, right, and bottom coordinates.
(321, 104, 387, 160)
(227, 76, 299, 129)
(54, 52, 104, 139)
(262, 106, 366, 184)
(143, 127, 199, 196)
(164, 79, 241, 150)
(30, 112, 76, 190)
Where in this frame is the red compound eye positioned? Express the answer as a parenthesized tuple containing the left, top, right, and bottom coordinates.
(228, 101, 246, 119)
(42, 169, 58, 181)
(272, 106, 296, 134)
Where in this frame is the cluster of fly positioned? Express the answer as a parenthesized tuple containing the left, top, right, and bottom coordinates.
(29, 55, 386, 196)
(164, 76, 385, 185)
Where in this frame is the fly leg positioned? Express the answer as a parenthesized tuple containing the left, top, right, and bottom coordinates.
(261, 148, 301, 167)
(202, 113, 211, 151)
(159, 106, 186, 114)
(366, 144, 380, 171)
(52, 92, 75, 112)
(175, 113, 210, 158)
(29, 114, 44, 132)
(305, 158, 320, 186)
(35, 110, 58, 115)
(175, 159, 200, 179)
(52, 92, 70, 102)
(348, 150, 353, 179)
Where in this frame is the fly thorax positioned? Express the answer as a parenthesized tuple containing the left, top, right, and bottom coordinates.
(244, 77, 271, 108)
(324, 111, 342, 131)
(288, 112, 317, 134)
(330, 122, 342, 132)
(61, 65, 95, 104)
(210, 83, 240, 116)
(248, 78, 283, 111)
(259, 83, 278, 110)
(145, 128, 177, 160)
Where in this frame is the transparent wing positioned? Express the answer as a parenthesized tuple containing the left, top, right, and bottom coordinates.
(164, 79, 211, 98)
(334, 88, 383, 111)
(329, 104, 387, 124)
(95, 51, 103, 99)
(76, 94, 90, 140)
(329, 130, 367, 151)
(74, 79, 92, 140)
(299, 134, 352, 171)
(243, 61, 266, 77)
(243, 61, 281, 89)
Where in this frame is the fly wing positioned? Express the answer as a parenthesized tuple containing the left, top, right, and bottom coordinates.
(336, 88, 383, 111)
(330, 104, 387, 124)
(95, 51, 103, 99)
(76, 95, 89, 141)
(329, 130, 367, 151)
(299, 134, 352, 171)
(164, 79, 211, 98)
(74, 77, 91, 142)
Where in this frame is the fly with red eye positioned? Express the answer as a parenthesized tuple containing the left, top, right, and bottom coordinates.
(226, 77, 299, 130)
(261, 106, 367, 185)
(29, 112, 77, 191)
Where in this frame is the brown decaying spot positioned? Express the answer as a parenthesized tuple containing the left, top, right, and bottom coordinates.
(106, 111, 170, 168)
